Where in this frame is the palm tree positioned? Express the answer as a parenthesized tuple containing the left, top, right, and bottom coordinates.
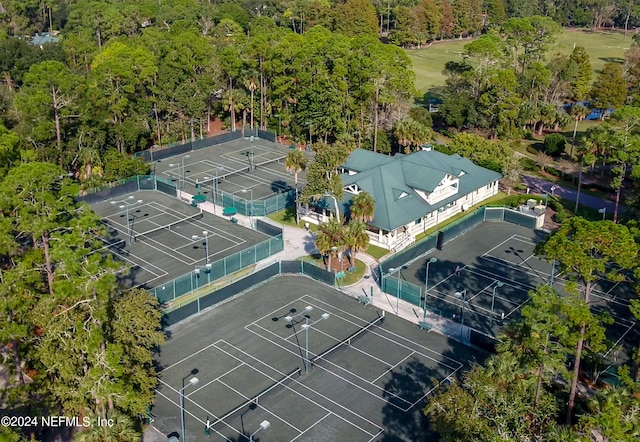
(344, 220, 369, 264)
(285, 149, 307, 223)
(569, 103, 589, 158)
(75, 410, 139, 442)
(349, 191, 375, 223)
(501, 153, 523, 196)
(315, 218, 344, 272)
(285, 149, 307, 187)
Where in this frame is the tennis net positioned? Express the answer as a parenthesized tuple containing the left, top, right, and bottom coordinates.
(311, 311, 385, 366)
(133, 212, 203, 242)
(207, 367, 301, 431)
(217, 155, 286, 180)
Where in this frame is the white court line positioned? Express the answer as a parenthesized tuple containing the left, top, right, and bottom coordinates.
(159, 342, 218, 373)
(289, 413, 333, 442)
(215, 341, 381, 437)
(248, 298, 462, 410)
(158, 344, 305, 440)
(188, 364, 245, 397)
(216, 378, 303, 433)
(479, 254, 551, 282)
(372, 352, 415, 384)
(146, 201, 246, 244)
(153, 386, 232, 441)
(300, 295, 464, 368)
(603, 322, 636, 358)
(247, 323, 413, 410)
(512, 234, 538, 246)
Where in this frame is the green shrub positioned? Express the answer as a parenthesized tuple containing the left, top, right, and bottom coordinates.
(526, 145, 540, 156)
(523, 130, 534, 140)
(586, 182, 613, 193)
(543, 133, 567, 156)
(521, 157, 538, 171)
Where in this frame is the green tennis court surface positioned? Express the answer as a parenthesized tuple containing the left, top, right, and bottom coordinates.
(392, 222, 638, 368)
(151, 276, 486, 441)
(90, 190, 268, 290)
(153, 138, 309, 202)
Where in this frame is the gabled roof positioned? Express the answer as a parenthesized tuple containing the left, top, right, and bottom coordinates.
(340, 149, 501, 231)
(342, 149, 393, 172)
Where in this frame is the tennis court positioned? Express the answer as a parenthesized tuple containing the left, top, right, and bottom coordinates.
(89, 190, 269, 290)
(154, 138, 309, 202)
(151, 276, 483, 441)
(394, 222, 638, 365)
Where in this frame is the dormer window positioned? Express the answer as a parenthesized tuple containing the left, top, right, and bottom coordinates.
(346, 184, 360, 193)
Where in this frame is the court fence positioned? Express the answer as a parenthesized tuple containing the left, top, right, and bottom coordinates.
(218, 188, 295, 216)
(163, 260, 335, 326)
(152, 234, 284, 303)
(75, 175, 176, 204)
(378, 205, 542, 350)
(134, 129, 277, 162)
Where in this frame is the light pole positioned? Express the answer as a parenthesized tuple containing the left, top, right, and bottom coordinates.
(285, 306, 325, 373)
(191, 230, 209, 264)
(300, 313, 330, 373)
(490, 281, 504, 318)
(249, 420, 271, 442)
(110, 196, 143, 244)
(204, 167, 224, 214)
(423, 257, 437, 319)
(180, 377, 199, 441)
(599, 207, 606, 220)
(242, 188, 254, 229)
(455, 289, 467, 334)
(170, 154, 190, 190)
(193, 268, 201, 311)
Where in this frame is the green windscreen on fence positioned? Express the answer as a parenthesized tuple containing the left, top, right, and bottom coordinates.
(219, 189, 295, 217)
(382, 275, 422, 307)
(151, 234, 284, 303)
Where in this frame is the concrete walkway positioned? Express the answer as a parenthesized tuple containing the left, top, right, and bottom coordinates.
(186, 191, 471, 345)
(143, 193, 477, 441)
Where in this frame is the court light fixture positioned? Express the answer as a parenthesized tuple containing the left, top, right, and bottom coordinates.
(179, 377, 199, 441)
(284, 305, 313, 324)
(423, 257, 438, 319)
(300, 312, 330, 373)
(249, 420, 270, 442)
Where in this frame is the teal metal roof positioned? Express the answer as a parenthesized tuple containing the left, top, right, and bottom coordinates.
(31, 32, 59, 45)
(341, 149, 502, 231)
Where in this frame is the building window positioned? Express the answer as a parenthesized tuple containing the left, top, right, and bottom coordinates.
(415, 218, 420, 225)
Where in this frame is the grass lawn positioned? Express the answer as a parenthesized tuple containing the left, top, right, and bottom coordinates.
(267, 207, 319, 232)
(414, 192, 509, 241)
(365, 243, 389, 260)
(407, 29, 630, 93)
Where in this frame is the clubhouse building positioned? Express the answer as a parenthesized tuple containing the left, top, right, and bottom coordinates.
(303, 147, 501, 251)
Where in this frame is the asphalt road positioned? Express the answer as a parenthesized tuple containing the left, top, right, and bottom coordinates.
(521, 175, 617, 214)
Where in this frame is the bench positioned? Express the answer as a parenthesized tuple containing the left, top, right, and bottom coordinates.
(357, 295, 371, 306)
(230, 217, 238, 224)
(347, 266, 357, 273)
(418, 321, 432, 331)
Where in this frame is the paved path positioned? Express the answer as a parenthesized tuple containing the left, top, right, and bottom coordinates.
(143, 194, 476, 441)
(521, 174, 616, 214)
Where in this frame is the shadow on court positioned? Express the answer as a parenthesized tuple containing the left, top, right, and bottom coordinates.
(151, 276, 487, 441)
